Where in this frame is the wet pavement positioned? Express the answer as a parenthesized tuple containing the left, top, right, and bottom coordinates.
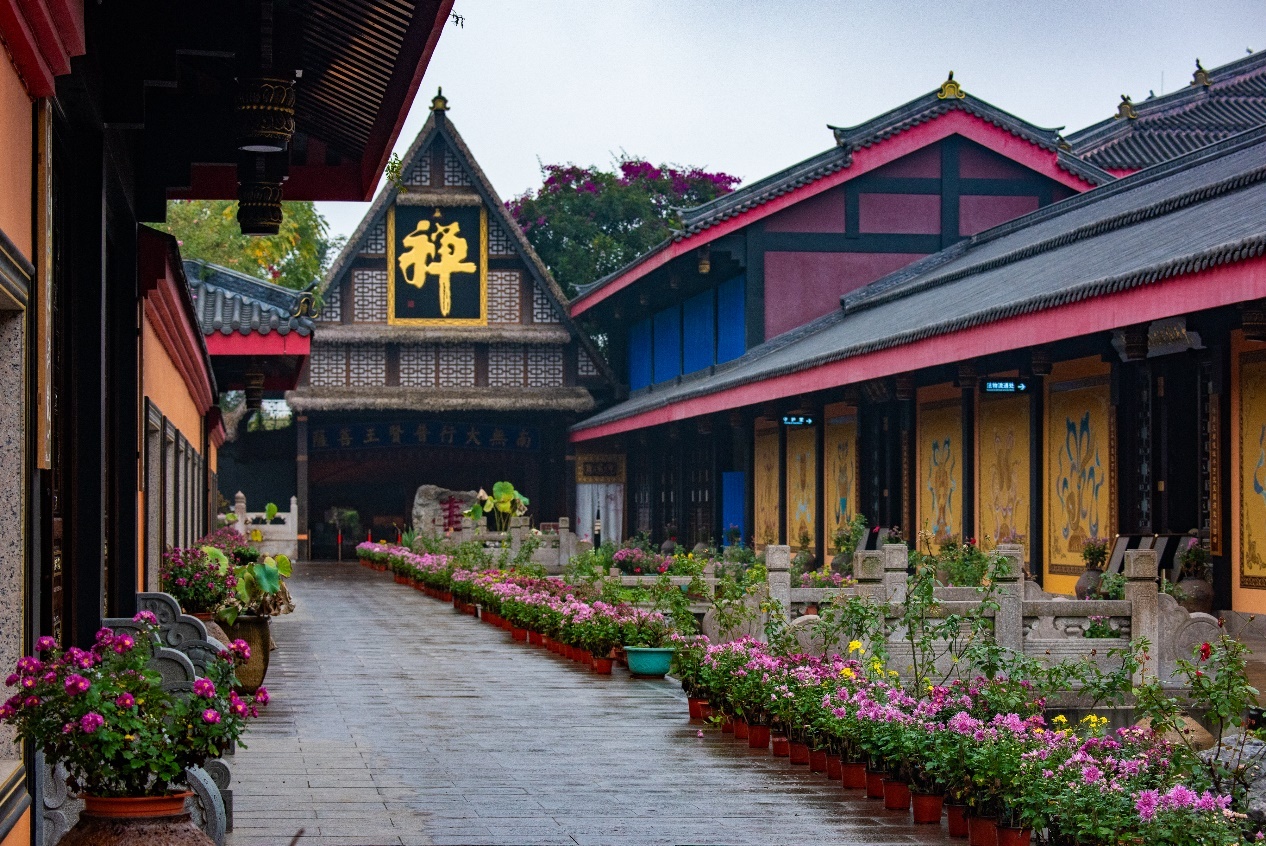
(226, 561, 958, 846)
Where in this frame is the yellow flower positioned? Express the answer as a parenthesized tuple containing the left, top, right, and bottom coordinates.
(888, 670, 899, 678)
(848, 640, 864, 655)
(1052, 714, 1068, 726)
(840, 667, 855, 679)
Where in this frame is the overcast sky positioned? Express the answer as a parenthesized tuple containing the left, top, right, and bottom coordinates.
(315, 1, 1265, 241)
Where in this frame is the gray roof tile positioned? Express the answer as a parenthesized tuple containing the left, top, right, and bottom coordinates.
(185, 261, 316, 337)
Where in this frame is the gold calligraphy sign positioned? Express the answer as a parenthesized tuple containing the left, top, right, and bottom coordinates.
(387, 204, 488, 326)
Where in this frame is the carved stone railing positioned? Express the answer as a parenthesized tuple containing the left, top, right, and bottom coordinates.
(233, 492, 298, 559)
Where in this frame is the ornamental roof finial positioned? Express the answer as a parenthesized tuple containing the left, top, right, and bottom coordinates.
(431, 87, 449, 112)
(937, 71, 966, 100)
(1192, 59, 1212, 87)
(1116, 94, 1138, 120)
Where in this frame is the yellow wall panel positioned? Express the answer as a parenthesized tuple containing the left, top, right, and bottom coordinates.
(978, 394, 1030, 555)
(754, 425, 781, 549)
(786, 425, 817, 550)
(1240, 355, 1266, 592)
(1045, 375, 1114, 594)
(824, 414, 859, 540)
(918, 399, 962, 550)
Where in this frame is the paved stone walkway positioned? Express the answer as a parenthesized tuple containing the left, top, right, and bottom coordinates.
(226, 562, 958, 846)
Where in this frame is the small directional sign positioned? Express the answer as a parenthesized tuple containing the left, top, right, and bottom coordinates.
(982, 379, 1030, 394)
(782, 414, 814, 426)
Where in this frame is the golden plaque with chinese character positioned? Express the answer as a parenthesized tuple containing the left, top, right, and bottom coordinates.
(387, 204, 487, 324)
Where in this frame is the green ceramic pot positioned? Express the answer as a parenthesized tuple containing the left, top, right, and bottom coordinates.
(623, 646, 674, 677)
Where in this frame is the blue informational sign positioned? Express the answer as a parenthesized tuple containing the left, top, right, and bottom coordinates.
(782, 415, 814, 426)
(982, 379, 1030, 394)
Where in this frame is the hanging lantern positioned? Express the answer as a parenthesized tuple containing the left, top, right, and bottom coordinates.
(697, 244, 711, 275)
(236, 77, 295, 153)
(245, 372, 265, 411)
(237, 153, 287, 236)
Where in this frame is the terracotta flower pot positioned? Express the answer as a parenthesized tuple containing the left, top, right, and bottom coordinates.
(968, 815, 998, 846)
(747, 724, 771, 749)
(688, 697, 706, 719)
(865, 769, 885, 799)
(807, 748, 826, 772)
(826, 756, 842, 780)
(591, 656, 613, 674)
(771, 735, 790, 757)
(841, 761, 867, 789)
(911, 792, 944, 824)
(789, 741, 810, 765)
(721, 719, 735, 734)
(528, 630, 544, 646)
(946, 804, 969, 838)
(882, 779, 911, 811)
(996, 827, 1031, 846)
(62, 793, 211, 846)
(512, 627, 528, 642)
(699, 704, 713, 720)
(734, 720, 750, 740)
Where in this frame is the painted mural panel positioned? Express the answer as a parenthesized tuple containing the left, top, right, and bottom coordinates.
(1241, 356, 1266, 589)
(754, 426, 781, 549)
(918, 400, 962, 548)
(786, 426, 817, 550)
(978, 395, 1030, 553)
(1046, 377, 1114, 577)
(824, 414, 859, 539)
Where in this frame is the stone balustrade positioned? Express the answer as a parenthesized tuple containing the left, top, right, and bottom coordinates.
(232, 492, 298, 559)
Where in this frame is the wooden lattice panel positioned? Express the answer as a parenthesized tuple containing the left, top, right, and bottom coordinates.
(488, 344, 525, 387)
(578, 350, 599, 376)
(533, 286, 559, 323)
(352, 269, 388, 322)
(309, 344, 346, 386)
(399, 345, 437, 387)
(405, 157, 431, 186)
(348, 344, 386, 386)
(438, 345, 475, 387)
(317, 282, 341, 322)
(444, 149, 471, 187)
(488, 219, 516, 256)
(364, 222, 386, 254)
(527, 346, 564, 387)
(487, 270, 521, 324)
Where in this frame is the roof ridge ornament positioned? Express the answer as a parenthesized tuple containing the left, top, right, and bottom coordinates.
(1192, 59, 1212, 87)
(431, 87, 449, 112)
(1115, 94, 1138, 120)
(936, 71, 966, 100)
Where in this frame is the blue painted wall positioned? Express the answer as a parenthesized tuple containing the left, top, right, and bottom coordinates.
(652, 306, 682, 384)
(716, 274, 746, 364)
(682, 289, 715, 375)
(628, 318, 652, 390)
(721, 471, 746, 547)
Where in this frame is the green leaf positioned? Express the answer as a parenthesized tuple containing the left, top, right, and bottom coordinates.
(253, 561, 281, 594)
(202, 546, 230, 573)
(272, 554, 293, 577)
(218, 605, 240, 626)
(264, 502, 279, 522)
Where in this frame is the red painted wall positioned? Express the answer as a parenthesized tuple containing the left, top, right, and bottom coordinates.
(870, 143, 941, 178)
(959, 195, 1040, 235)
(958, 142, 1034, 179)
(763, 251, 926, 338)
(858, 192, 940, 234)
(765, 185, 846, 233)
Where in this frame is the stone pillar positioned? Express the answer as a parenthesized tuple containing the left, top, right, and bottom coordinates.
(854, 550, 885, 602)
(882, 543, 909, 604)
(994, 544, 1025, 652)
(1125, 549, 1160, 682)
(558, 517, 574, 567)
(766, 545, 792, 620)
(233, 491, 248, 536)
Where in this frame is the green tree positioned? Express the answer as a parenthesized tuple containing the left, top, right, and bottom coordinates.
(507, 158, 739, 296)
(161, 200, 344, 290)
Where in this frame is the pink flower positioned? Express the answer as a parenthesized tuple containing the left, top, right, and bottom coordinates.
(63, 674, 90, 696)
(231, 640, 251, 662)
(201, 708, 221, 725)
(35, 636, 57, 652)
(79, 712, 104, 734)
(115, 692, 135, 709)
(254, 686, 270, 705)
(192, 678, 216, 698)
(133, 610, 159, 626)
(111, 634, 134, 654)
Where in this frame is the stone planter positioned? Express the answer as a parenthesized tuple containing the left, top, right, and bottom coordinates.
(1177, 577, 1214, 614)
(1074, 565, 1103, 599)
(61, 793, 211, 846)
(623, 646, 673, 677)
(224, 615, 271, 694)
